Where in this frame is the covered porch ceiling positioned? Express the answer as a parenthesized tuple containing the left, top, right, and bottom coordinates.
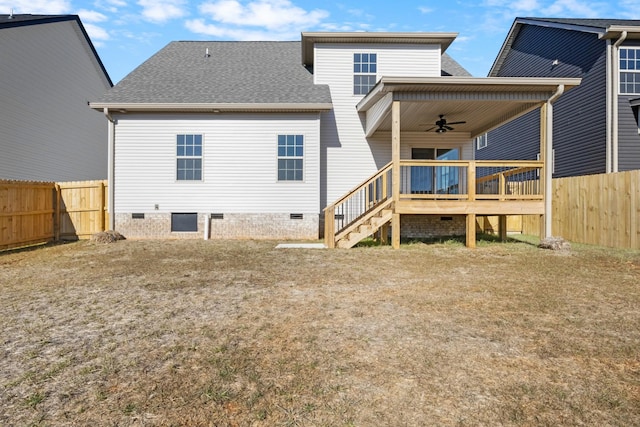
(357, 76, 582, 139)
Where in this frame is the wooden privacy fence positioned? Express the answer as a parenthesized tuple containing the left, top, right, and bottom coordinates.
(484, 171, 640, 249)
(1, 180, 108, 251)
(0, 180, 55, 250)
(549, 170, 639, 249)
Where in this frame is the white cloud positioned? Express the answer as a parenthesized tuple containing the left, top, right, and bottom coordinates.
(93, 0, 127, 13)
(542, 0, 605, 17)
(77, 9, 108, 22)
(619, 0, 640, 18)
(186, 18, 294, 39)
(198, 0, 328, 30)
(138, 0, 188, 23)
(418, 6, 433, 14)
(0, 0, 71, 14)
(84, 22, 110, 40)
(508, 0, 540, 11)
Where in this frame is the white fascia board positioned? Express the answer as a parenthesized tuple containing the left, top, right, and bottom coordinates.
(356, 76, 582, 112)
(601, 26, 640, 39)
(89, 102, 333, 112)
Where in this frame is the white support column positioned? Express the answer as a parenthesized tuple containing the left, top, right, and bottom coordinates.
(392, 100, 401, 249)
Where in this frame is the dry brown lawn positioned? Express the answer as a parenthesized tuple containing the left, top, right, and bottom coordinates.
(1, 237, 639, 426)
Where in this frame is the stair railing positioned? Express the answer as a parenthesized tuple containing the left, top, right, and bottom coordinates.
(324, 162, 392, 248)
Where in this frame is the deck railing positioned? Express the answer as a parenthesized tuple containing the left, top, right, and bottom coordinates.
(324, 160, 543, 246)
(399, 160, 543, 200)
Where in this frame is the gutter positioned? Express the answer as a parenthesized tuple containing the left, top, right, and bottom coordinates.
(103, 108, 116, 230)
(89, 102, 333, 113)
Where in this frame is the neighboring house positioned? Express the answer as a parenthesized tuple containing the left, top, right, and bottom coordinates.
(0, 14, 112, 181)
(91, 32, 579, 247)
(478, 18, 640, 177)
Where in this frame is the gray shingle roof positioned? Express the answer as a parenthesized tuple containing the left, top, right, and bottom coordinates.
(97, 41, 332, 105)
(522, 17, 640, 29)
(0, 14, 69, 27)
(441, 53, 471, 77)
(97, 40, 471, 105)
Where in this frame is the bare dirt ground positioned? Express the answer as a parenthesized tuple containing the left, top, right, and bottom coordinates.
(1, 238, 639, 426)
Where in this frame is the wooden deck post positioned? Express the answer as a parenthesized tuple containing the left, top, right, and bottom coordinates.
(324, 206, 335, 248)
(465, 162, 477, 248)
(392, 213, 400, 249)
(498, 215, 508, 241)
(466, 213, 476, 248)
(391, 100, 401, 249)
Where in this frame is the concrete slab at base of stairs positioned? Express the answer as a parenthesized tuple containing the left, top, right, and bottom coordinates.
(275, 243, 327, 249)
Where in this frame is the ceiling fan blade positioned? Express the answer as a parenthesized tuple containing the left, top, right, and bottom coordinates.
(425, 126, 436, 132)
(444, 125, 454, 131)
(447, 121, 466, 125)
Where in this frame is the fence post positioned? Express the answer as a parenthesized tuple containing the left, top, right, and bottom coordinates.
(54, 184, 61, 241)
(99, 181, 106, 232)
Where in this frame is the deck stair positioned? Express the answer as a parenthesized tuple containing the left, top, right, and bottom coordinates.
(334, 199, 393, 248)
(324, 162, 394, 248)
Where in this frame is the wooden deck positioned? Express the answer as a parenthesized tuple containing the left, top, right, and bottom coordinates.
(324, 160, 544, 248)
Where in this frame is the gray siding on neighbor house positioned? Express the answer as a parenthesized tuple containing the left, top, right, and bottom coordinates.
(618, 96, 640, 171)
(0, 17, 112, 181)
(476, 109, 540, 161)
(483, 24, 608, 177)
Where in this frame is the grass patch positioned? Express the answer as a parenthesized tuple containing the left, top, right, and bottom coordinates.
(1, 239, 639, 425)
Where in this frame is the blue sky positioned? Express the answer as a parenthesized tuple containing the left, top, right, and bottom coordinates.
(3, 0, 640, 83)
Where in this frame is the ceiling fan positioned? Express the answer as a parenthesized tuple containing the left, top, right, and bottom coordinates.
(425, 115, 466, 133)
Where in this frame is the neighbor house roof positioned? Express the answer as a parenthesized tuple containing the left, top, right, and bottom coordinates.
(489, 17, 640, 77)
(0, 14, 112, 86)
(91, 41, 333, 112)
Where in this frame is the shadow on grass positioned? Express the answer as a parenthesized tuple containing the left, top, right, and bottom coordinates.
(354, 233, 541, 248)
(0, 240, 77, 256)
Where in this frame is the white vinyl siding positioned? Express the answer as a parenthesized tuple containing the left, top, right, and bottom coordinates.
(368, 132, 475, 164)
(314, 43, 442, 205)
(113, 113, 320, 214)
(0, 20, 111, 181)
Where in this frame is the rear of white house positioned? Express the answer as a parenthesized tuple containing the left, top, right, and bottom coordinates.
(111, 112, 321, 239)
(91, 33, 473, 240)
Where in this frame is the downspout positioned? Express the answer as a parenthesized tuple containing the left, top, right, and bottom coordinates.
(543, 84, 565, 239)
(606, 40, 613, 173)
(612, 31, 628, 173)
(103, 108, 116, 230)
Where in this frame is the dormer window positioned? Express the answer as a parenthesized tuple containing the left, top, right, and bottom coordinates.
(354, 53, 377, 95)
